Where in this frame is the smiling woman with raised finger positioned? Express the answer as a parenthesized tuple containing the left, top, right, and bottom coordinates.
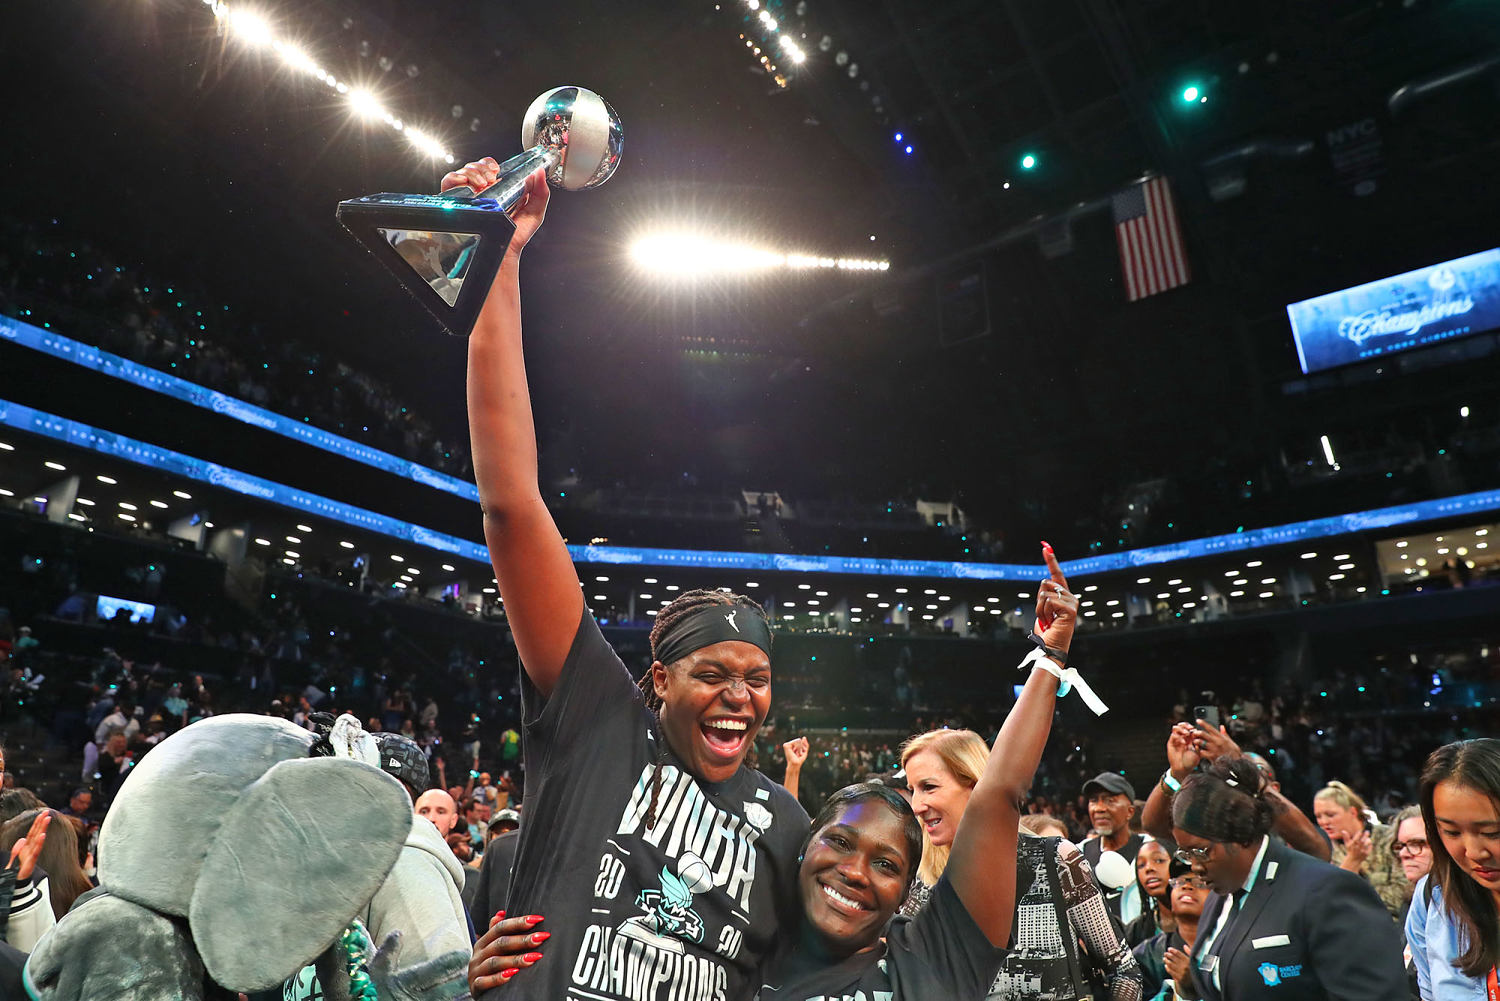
(474, 547, 1092, 1001)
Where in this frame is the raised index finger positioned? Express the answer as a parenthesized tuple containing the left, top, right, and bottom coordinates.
(1041, 541, 1067, 588)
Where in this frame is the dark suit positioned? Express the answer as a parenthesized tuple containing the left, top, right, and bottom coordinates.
(466, 829, 520, 932)
(1188, 838, 1405, 1001)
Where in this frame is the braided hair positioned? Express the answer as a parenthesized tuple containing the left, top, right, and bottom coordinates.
(635, 589, 771, 828)
(1172, 754, 1276, 846)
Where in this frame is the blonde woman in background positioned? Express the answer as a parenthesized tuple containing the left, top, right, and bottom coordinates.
(1313, 779, 1409, 917)
(901, 728, 1142, 1001)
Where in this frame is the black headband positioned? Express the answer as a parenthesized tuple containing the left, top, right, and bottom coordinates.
(654, 603, 773, 667)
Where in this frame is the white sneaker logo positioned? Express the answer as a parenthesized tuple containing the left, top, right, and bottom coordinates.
(725, 611, 740, 633)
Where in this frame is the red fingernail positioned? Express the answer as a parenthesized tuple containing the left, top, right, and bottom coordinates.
(524, 952, 544, 963)
(501, 969, 519, 981)
(530, 931, 550, 944)
(1041, 540, 1053, 554)
(495, 910, 506, 919)
(524, 915, 545, 927)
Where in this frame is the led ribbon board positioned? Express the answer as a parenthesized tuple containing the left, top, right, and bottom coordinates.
(1287, 246, 1500, 374)
(0, 315, 478, 501)
(5, 398, 1500, 580)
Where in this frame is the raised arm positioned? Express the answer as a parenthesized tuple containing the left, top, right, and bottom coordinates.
(947, 543, 1078, 946)
(782, 736, 809, 801)
(452, 159, 582, 697)
(1142, 723, 1202, 842)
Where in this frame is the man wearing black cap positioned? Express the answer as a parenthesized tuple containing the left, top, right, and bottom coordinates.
(1080, 772, 1146, 923)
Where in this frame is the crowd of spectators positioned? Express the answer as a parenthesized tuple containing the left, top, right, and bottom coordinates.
(0, 214, 472, 479)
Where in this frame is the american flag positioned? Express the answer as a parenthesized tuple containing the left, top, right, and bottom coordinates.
(1112, 176, 1191, 302)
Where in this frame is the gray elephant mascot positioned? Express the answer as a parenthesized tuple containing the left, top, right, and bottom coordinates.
(22, 713, 472, 1000)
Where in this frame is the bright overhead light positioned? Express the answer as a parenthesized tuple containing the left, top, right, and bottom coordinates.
(596, 576, 609, 582)
(629, 233, 889, 276)
(97, 475, 117, 484)
(285, 551, 300, 559)
(1300, 552, 1317, 559)
(0, 442, 12, 451)
(150, 500, 169, 509)
(118, 513, 136, 522)
(118, 502, 138, 511)
(68, 512, 87, 522)
(390, 554, 404, 562)
(227, 7, 276, 47)
(745, 581, 759, 588)
(1259, 591, 1274, 598)
(1320, 435, 1336, 466)
(1395, 540, 1408, 547)
(0, 489, 13, 498)
(296, 524, 312, 533)
(441, 564, 455, 571)
(1246, 560, 1262, 567)
(348, 89, 387, 121)
(340, 541, 355, 549)
(75, 498, 95, 506)
(1136, 577, 1151, 584)
(255, 538, 271, 546)
(644, 578, 658, 584)
(286, 536, 301, 544)
(44, 461, 66, 471)
(173, 490, 193, 500)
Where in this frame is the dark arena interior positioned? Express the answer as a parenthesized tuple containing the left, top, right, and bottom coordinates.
(1, 0, 1498, 998)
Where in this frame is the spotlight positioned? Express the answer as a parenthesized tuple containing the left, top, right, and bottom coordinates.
(1020, 152, 1037, 170)
(1181, 85, 1201, 103)
(348, 89, 386, 120)
(228, 8, 275, 47)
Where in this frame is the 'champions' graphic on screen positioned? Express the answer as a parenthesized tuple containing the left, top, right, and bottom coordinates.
(1286, 245, 1500, 374)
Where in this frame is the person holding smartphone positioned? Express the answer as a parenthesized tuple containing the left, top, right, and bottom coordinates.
(1140, 722, 1331, 863)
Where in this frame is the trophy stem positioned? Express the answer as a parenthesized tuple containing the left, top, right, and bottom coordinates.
(466, 146, 560, 217)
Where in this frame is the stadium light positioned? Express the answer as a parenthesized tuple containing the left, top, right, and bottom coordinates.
(197, 0, 455, 162)
(226, 7, 275, 48)
(1181, 85, 1201, 103)
(630, 233, 889, 276)
(1020, 153, 1037, 170)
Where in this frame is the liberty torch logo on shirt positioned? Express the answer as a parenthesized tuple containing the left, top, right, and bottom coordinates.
(566, 764, 765, 1001)
(725, 611, 739, 633)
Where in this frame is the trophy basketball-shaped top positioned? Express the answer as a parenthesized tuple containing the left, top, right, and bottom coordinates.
(337, 86, 623, 336)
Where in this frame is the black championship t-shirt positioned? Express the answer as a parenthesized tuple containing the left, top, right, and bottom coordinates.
(499, 610, 809, 1001)
(753, 876, 1007, 1001)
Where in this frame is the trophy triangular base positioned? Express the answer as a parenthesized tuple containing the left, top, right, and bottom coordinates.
(337, 192, 517, 337)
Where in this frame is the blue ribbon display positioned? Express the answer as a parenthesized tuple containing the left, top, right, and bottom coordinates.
(0, 314, 479, 502)
(2, 396, 1499, 580)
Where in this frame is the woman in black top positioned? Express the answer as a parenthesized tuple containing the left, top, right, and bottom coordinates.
(484, 552, 1089, 1001)
(454, 156, 808, 1001)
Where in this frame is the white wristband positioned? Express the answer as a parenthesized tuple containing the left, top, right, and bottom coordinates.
(1019, 646, 1109, 716)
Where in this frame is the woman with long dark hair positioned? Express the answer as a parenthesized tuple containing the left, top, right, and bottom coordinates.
(1405, 738, 1500, 1000)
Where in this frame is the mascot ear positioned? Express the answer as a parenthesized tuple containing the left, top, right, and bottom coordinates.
(188, 756, 411, 992)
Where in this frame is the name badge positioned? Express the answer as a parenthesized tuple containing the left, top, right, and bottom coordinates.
(1253, 935, 1291, 949)
(1199, 955, 1219, 973)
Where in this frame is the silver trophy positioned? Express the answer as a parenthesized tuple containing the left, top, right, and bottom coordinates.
(337, 86, 623, 336)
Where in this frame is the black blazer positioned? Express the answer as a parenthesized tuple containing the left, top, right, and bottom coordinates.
(1187, 838, 1406, 1001)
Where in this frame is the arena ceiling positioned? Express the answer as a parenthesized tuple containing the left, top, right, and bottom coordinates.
(3, 0, 1498, 535)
